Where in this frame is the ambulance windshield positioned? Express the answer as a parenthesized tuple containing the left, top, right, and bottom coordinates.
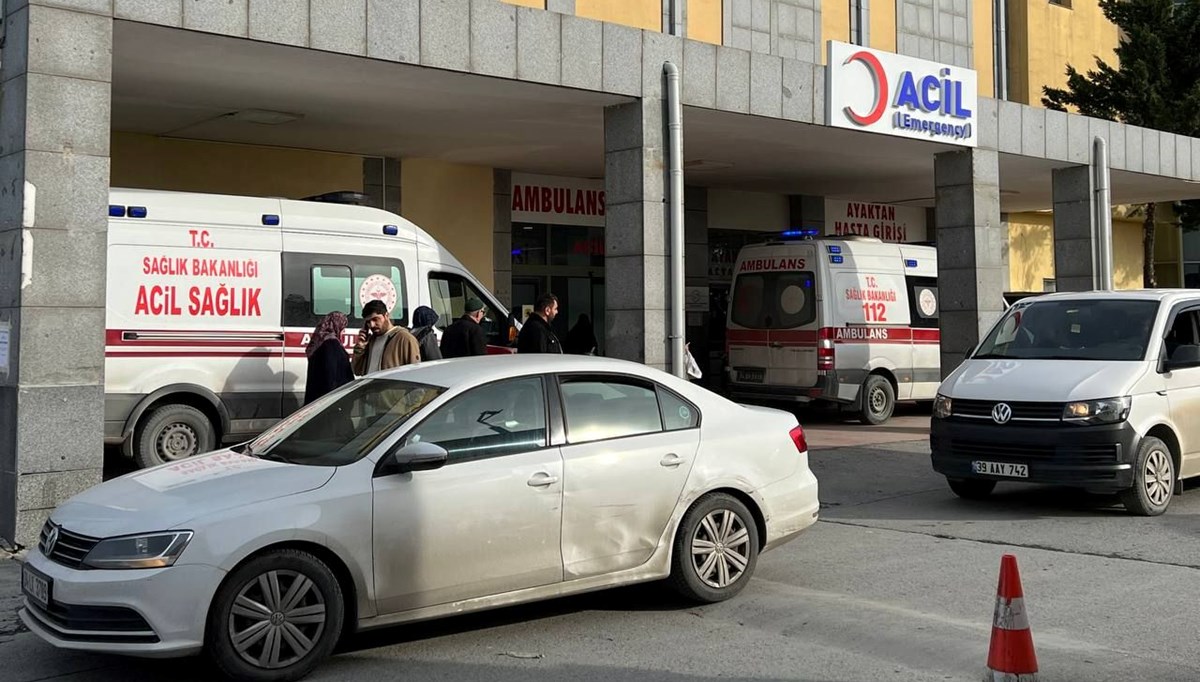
(731, 271, 817, 329)
(973, 299, 1159, 362)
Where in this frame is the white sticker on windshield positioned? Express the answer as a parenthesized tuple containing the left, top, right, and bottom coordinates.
(679, 405, 691, 421)
(133, 452, 286, 493)
(779, 284, 808, 315)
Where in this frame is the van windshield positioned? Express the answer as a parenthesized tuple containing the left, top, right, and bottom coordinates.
(241, 379, 445, 466)
(974, 299, 1159, 362)
(731, 271, 817, 329)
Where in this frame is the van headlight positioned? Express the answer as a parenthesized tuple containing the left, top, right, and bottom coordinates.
(1062, 397, 1131, 425)
(82, 531, 193, 570)
(933, 394, 953, 419)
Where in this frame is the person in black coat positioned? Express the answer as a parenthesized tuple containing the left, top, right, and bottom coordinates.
(517, 293, 563, 354)
(564, 313, 598, 355)
(440, 297, 488, 358)
(303, 311, 355, 405)
(410, 305, 443, 361)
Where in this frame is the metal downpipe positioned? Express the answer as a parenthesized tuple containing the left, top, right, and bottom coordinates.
(664, 61, 685, 378)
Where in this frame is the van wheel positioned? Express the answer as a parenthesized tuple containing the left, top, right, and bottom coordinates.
(135, 404, 216, 469)
(1120, 437, 1175, 516)
(859, 375, 895, 425)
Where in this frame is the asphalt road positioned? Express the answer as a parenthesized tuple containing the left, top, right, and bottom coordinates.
(7, 433, 1200, 681)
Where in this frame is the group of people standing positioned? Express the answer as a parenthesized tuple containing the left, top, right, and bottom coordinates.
(303, 292, 593, 404)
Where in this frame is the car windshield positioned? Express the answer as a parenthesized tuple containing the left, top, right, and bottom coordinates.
(973, 299, 1160, 361)
(240, 379, 445, 466)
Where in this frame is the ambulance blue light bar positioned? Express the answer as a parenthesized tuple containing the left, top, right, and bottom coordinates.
(262, 214, 280, 226)
(109, 205, 125, 217)
(383, 224, 399, 236)
(826, 245, 842, 254)
(782, 228, 821, 239)
(128, 206, 148, 218)
(905, 259, 918, 268)
(830, 255, 845, 264)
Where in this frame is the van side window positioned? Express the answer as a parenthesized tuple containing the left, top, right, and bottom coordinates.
(428, 273, 504, 345)
(1166, 309, 1200, 357)
(283, 253, 408, 328)
(905, 276, 939, 329)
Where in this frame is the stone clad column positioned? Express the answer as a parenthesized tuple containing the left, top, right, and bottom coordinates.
(604, 98, 669, 370)
(0, 3, 112, 546)
(1052, 165, 1096, 292)
(934, 148, 1005, 377)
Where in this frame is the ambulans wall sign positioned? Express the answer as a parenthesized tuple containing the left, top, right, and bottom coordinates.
(826, 40, 978, 147)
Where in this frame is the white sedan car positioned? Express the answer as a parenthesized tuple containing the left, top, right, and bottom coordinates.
(20, 355, 819, 681)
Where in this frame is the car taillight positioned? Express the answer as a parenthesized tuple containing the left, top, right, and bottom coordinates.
(817, 346, 834, 371)
(789, 425, 807, 453)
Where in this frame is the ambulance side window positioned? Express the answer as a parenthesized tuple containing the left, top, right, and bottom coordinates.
(906, 277, 939, 329)
(283, 253, 409, 328)
(428, 273, 505, 345)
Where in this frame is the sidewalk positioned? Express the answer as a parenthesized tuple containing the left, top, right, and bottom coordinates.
(0, 557, 25, 644)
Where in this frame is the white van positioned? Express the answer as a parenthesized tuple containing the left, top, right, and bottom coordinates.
(725, 233, 940, 424)
(931, 289, 1200, 516)
(105, 188, 518, 469)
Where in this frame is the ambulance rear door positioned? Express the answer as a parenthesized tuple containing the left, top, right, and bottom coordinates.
(728, 242, 820, 389)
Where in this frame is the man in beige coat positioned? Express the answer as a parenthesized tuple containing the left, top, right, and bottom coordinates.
(352, 299, 422, 376)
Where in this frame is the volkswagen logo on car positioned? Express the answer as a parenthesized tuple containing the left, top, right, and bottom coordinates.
(44, 525, 59, 555)
(991, 403, 1013, 425)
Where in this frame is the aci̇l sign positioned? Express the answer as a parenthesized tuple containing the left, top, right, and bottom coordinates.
(826, 41, 978, 147)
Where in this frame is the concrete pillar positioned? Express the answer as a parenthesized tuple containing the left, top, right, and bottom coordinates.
(1052, 165, 1096, 292)
(604, 98, 668, 370)
(684, 185, 709, 376)
(492, 169, 513, 309)
(934, 148, 1005, 377)
(0, 3, 113, 546)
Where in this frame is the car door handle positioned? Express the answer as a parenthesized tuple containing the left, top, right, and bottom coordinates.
(660, 453, 684, 468)
(527, 473, 559, 487)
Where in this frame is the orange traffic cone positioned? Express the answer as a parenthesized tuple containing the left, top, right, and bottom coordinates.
(984, 554, 1039, 681)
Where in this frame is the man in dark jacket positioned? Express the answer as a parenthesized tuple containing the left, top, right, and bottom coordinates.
(517, 293, 563, 354)
(440, 297, 488, 358)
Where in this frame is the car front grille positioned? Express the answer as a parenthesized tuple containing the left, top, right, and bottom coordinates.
(39, 521, 100, 570)
(951, 399, 1064, 422)
(947, 439, 1121, 467)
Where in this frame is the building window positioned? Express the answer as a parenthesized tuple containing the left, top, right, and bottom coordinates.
(849, 0, 869, 46)
(1049, 0, 1072, 8)
(1042, 278, 1057, 293)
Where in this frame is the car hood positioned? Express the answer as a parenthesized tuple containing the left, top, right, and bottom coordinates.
(943, 358, 1148, 402)
(50, 450, 335, 538)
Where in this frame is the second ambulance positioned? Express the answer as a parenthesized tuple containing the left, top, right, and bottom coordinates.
(725, 232, 940, 424)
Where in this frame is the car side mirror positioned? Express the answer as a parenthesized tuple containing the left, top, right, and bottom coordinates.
(1166, 344, 1200, 372)
(377, 441, 448, 477)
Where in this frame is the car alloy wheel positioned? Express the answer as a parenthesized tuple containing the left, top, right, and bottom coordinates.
(228, 569, 328, 670)
(1143, 448, 1173, 509)
(691, 509, 752, 589)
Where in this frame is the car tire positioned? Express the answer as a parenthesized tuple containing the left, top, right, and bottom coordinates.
(668, 493, 760, 604)
(1120, 436, 1175, 517)
(207, 549, 345, 682)
(135, 404, 217, 469)
(947, 477, 997, 500)
(859, 375, 895, 425)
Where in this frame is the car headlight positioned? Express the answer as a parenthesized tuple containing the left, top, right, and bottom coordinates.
(82, 531, 194, 570)
(1062, 397, 1131, 425)
(933, 394, 953, 419)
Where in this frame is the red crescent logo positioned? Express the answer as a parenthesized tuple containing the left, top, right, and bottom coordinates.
(843, 51, 889, 126)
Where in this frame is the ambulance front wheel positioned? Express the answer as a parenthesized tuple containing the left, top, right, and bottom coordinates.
(135, 404, 217, 469)
(859, 374, 895, 425)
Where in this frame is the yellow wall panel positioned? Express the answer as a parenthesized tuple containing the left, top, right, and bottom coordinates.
(821, 0, 851, 64)
(400, 159, 496, 289)
(1007, 210, 1145, 291)
(1007, 0, 1121, 107)
(688, 0, 723, 45)
(869, 0, 896, 53)
(973, 0, 994, 98)
(576, 0, 661, 31)
(111, 133, 363, 199)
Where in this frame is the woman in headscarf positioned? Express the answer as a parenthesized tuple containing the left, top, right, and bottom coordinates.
(304, 311, 355, 405)
(410, 305, 443, 361)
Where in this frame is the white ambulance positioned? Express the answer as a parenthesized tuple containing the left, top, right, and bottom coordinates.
(105, 188, 519, 468)
(725, 232, 940, 424)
